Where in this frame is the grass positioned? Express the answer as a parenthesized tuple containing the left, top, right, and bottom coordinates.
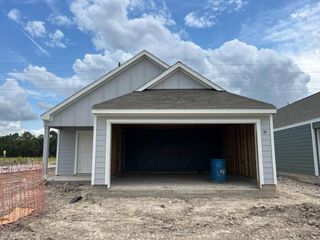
(0, 157, 56, 166)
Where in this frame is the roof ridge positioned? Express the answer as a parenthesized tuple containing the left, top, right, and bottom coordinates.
(92, 89, 276, 110)
(224, 91, 276, 108)
(278, 91, 320, 110)
(135, 61, 224, 91)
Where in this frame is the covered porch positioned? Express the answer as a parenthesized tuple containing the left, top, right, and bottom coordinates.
(42, 126, 94, 180)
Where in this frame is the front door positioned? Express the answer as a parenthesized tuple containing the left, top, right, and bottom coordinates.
(77, 131, 93, 174)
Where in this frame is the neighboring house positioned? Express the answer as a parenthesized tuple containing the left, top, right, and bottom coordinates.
(273, 92, 320, 177)
(41, 51, 277, 189)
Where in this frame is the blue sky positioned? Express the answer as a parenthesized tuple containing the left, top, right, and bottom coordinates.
(0, 0, 319, 135)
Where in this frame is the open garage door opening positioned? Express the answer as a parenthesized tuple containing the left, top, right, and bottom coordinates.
(110, 124, 259, 187)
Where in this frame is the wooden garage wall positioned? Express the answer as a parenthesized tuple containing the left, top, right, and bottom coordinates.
(222, 124, 257, 179)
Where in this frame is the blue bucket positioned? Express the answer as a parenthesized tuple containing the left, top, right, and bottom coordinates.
(210, 158, 226, 183)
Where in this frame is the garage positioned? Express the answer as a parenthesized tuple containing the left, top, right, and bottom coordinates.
(43, 51, 277, 192)
(110, 123, 257, 185)
(91, 88, 277, 190)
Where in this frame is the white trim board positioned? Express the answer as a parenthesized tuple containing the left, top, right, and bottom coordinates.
(256, 120, 264, 187)
(93, 109, 276, 115)
(269, 115, 277, 184)
(311, 126, 319, 176)
(317, 129, 320, 176)
(74, 131, 79, 175)
(104, 118, 265, 189)
(41, 50, 169, 121)
(91, 115, 97, 185)
(105, 120, 112, 188)
(55, 129, 60, 176)
(135, 62, 224, 91)
(42, 126, 50, 179)
(274, 117, 320, 132)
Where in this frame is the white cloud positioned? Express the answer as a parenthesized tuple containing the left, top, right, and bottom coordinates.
(209, 0, 248, 12)
(7, 50, 132, 98)
(73, 50, 132, 81)
(8, 0, 306, 107)
(185, 0, 248, 28)
(70, 0, 179, 51)
(184, 12, 215, 28)
(7, 9, 49, 55)
(7, 9, 21, 23)
(29, 127, 44, 136)
(206, 40, 310, 107)
(7, 10, 67, 52)
(0, 79, 37, 121)
(0, 121, 44, 136)
(0, 121, 23, 136)
(285, 51, 320, 98)
(37, 101, 53, 110)
(9, 65, 83, 96)
(48, 14, 72, 27)
(240, 1, 320, 97)
(68, 0, 309, 107)
(24, 21, 46, 37)
(19, 28, 50, 56)
(47, 29, 66, 48)
(128, 0, 156, 13)
(262, 2, 320, 50)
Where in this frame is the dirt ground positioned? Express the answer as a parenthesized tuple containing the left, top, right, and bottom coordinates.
(1, 176, 320, 240)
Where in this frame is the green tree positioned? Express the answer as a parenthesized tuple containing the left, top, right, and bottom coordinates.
(0, 131, 57, 157)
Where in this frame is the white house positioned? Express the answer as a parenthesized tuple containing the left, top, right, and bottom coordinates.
(42, 51, 277, 190)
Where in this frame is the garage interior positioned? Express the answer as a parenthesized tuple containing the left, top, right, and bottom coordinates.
(110, 124, 259, 188)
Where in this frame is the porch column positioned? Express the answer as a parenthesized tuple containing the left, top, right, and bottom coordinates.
(42, 125, 50, 179)
(105, 120, 111, 188)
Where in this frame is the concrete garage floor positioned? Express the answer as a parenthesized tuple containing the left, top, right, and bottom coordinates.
(112, 173, 256, 188)
(47, 173, 274, 197)
(105, 173, 268, 198)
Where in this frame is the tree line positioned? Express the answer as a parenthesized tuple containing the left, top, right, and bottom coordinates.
(0, 131, 57, 157)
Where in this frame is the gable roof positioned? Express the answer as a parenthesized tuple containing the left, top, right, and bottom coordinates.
(135, 62, 224, 91)
(92, 89, 276, 113)
(41, 50, 169, 121)
(274, 91, 320, 128)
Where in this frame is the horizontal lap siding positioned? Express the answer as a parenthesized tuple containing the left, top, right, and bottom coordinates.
(94, 117, 106, 184)
(260, 117, 275, 184)
(274, 124, 315, 175)
(57, 129, 76, 176)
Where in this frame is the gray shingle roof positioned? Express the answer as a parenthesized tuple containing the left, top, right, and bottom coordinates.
(273, 91, 320, 128)
(92, 90, 275, 110)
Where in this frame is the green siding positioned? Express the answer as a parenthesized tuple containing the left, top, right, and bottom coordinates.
(312, 121, 320, 129)
(274, 124, 315, 175)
